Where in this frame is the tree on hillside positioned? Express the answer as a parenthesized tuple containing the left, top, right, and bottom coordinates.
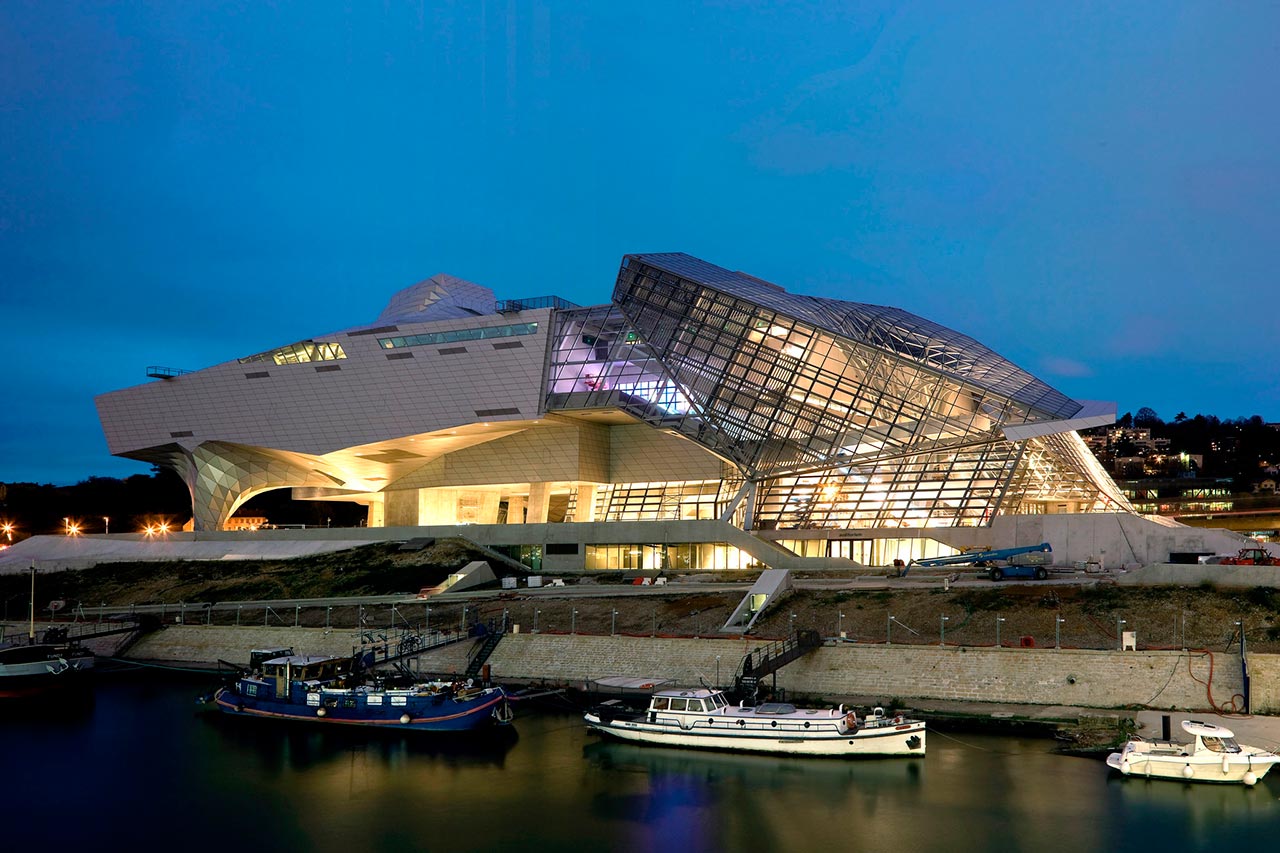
(1134, 407, 1161, 427)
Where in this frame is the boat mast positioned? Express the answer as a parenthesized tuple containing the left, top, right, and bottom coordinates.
(29, 561, 36, 643)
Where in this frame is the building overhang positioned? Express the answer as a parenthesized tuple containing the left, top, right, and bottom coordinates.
(1000, 400, 1117, 441)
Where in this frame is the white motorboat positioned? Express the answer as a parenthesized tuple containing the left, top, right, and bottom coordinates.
(584, 687, 925, 757)
(1107, 719, 1280, 786)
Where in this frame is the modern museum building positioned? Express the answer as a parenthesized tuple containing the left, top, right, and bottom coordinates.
(97, 252, 1217, 572)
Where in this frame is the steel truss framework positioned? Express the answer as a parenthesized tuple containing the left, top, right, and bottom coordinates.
(545, 253, 1130, 529)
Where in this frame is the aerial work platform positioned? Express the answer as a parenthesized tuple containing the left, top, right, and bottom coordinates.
(907, 543, 1052, 573)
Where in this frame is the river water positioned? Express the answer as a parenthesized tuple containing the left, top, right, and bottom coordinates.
(6, 673, 1280, 852)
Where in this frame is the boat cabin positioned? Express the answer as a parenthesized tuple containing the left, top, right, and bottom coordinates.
(251, 654, 347, 701)
(1183, 720, 1242, 754)
(646, 689, 730, 720)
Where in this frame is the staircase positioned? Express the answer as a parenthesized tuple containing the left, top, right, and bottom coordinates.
(733, 629, 822, 703)
(464, 620, 507, 679)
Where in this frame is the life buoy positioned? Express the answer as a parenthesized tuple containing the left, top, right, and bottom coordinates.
(844, 712, 858, 730)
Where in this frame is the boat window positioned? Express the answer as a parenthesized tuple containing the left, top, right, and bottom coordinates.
(1202, 736, 1225, 752)
(652, 697, 670, 711)
(688, 699, 705, 712)
(669, 698, 688, 711)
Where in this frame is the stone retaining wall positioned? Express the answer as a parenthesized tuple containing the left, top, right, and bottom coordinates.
(122, 627, 1277, 713)
(486, 634, 1262, 712)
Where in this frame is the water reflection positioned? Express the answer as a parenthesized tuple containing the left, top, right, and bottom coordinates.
(5, 681, 1280, 852)
(201, 710, 519, 776)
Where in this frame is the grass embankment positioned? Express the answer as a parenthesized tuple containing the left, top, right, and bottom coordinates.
(4, 548, 1279, 653)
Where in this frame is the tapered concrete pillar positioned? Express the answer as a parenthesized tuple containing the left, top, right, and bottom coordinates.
(577, 484, 599, 522)
(527, 482, 551, 524)
(506, 495, 527, 524)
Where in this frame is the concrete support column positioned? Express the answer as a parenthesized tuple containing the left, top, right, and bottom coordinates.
(383, 488, 420, 527)
(365, 496, 385, 528)
(506, 495, 527, 524)
(577, 484, 599, 522)
(418, 489, 459, 525)
(473, 490, 501, 524)
(527, 482, 551, 524)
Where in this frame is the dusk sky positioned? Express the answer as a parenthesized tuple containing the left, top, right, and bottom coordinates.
(2, 2, 1278, 486)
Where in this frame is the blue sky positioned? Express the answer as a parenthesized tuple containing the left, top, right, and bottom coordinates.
(2, 1, 1278, 485)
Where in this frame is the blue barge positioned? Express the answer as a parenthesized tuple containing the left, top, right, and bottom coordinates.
(213, 654, 511, 732)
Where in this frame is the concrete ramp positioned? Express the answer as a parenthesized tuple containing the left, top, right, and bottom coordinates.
(422, 561, 496, 596)
(720, 569, 792, 634)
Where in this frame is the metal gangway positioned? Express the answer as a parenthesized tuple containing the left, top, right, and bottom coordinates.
(733, 629, 823, 704)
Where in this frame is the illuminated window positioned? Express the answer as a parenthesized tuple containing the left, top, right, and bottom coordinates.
(239, 340, 347, 365)
(379, 322, 539, 349)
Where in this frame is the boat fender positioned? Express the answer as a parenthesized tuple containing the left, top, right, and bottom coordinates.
(1222, 757, 1231, 774)
(1182, 765, 1194, 779)
(1243, 771, 1258, 786)
(844, 712, 858, 731)
(317, 707, 326, 717)
(893, 715, 903, 725)
(400, 714, 412, 725)
(1119, 758, 1131, 776)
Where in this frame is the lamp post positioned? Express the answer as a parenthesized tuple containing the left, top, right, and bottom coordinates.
(326, 606, 332, 629)
(1056, 616, 1065, 649)
(103, 516, 109, 536)
(887, 613, 893, 645)
(716, 655, 721, 688)
(572, 608, 578, 635)
(996, 615, 1005, 648)
(534, 608, 540, 633)
(424, 606, 430, 635)
(940, 615, 949, 646)
(1117, 618, 1126, 651)
(838, 611, 845, 638)
(790, 612, 796, 635)
(461, 605, 468, 633)
(611, 609, 618, 636)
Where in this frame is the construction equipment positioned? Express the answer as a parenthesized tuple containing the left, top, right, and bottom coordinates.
(905, 543, 1052, 574)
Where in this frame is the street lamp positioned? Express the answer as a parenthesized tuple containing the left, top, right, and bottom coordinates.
(1117, 618, 1127, 651)
(572, 608, 578, 635)
(716, 654, 721, 687)
(103, 516, 110, 536)
(611, 608, 618, 636)
(940, 615, 949, 646)
(1, 522, 13, 542)
(790, 612, 796, 635)
(887, 613, 893, 645)
(996, 615, 1006, 648)
(534, 608, 540, 633)
(1056, 616, 1065, 649)
(838, 611, 845, 638)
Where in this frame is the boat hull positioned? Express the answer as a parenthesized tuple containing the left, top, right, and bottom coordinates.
(1107, 747, 1279, 785)
(585, 714, 926, 757)
(213, 685, 509, 732)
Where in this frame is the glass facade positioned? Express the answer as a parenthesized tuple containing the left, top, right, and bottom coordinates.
(545, 253, 1131, 530)
(378, 322, 538, 349)
(585, 542, 755, 571)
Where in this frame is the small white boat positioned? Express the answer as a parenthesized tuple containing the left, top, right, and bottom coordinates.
(584, 687, 925, 758)
(1107, 719, 1280, 786)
